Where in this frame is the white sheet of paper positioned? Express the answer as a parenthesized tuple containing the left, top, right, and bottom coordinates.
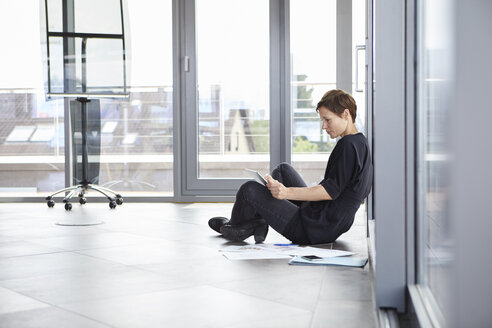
(276, 246, 354, 258)
(289, 256, 368, 267)
(222, 252, 291, 260)
(219, 244, 355, 260)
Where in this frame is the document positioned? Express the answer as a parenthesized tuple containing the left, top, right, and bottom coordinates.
(219, 244, 355, 261)
(288, 256, 368, 267)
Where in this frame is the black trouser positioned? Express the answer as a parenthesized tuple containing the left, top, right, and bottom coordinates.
(229, 163, 308, 243)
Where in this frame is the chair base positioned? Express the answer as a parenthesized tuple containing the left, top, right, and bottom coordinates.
(46, 183, 123, 210)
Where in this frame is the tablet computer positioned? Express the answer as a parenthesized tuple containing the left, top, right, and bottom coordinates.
(245, 169, 267, 186)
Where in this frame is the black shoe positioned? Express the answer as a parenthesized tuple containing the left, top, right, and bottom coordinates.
(220, 220, 269, 243)
(208, 217, 229, 233)
(253, 223, 268, 243)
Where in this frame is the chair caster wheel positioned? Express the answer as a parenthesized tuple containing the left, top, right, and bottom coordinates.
(47, 200, 55, 208)
(79, 197, 87, 205)
(116, 197, 123, 205)
(109, 201, 117, 209)
(64, 203, 72, 211)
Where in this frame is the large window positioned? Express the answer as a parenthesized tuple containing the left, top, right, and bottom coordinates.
(196, 0, 269, 179)
(0, 0, 174, 197)
(290, 0, 366, 186)
(290, 0, 337, 186)
(416, 0, 453, 323)
(1, 1, 366, 200)
(0, 2, 65, 196)
(92, 0, 174, 195)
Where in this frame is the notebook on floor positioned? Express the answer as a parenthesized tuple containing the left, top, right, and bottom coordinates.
(288, 256, 368, 267)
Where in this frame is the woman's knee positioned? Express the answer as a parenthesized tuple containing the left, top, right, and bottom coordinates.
(276, 162, 292, 171)
(272, 162, 294, 181)
(238, 180, 265, 196)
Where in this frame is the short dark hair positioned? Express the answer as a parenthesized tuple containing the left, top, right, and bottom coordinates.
(316, 89, 357, 123)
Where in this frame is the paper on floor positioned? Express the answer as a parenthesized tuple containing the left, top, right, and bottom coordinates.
(219, 244, 354, 260)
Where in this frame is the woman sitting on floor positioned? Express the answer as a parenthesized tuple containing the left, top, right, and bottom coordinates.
(208, 89, 373, 245)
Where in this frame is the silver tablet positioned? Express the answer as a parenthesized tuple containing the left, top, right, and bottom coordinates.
(245, 169, 267, 186)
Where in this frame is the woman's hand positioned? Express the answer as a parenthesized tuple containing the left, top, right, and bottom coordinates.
(265, 175, 332, 201)
(265, 175, 289, 199)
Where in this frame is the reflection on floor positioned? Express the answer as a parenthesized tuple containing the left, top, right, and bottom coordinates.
(0, 202, 376, 328)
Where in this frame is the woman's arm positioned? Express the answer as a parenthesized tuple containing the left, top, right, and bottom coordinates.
(265, 176, 332, 201)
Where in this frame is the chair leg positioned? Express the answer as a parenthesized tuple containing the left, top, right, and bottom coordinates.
(46, 183, 123, 210)
(46, 185, 82, 199)
(86, 184, 113, 200)
(89, 184, 121, 198)
(63, 187, 81, 203)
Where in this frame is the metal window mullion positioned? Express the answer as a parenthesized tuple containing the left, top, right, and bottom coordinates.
(119, 0, 127, 94)
(44, 0, 51, 94)
(365, 0, 374, 226)
(172, 0, 182, 200)
(62, 0, 75, 189)
(373, 0, 407, 313)
(405, 0, 417, 289)
(181, 0, 199, 195)
(336, 0, 352, 92)
(415, 0, 427, 288)
(270, 0, 291, 169)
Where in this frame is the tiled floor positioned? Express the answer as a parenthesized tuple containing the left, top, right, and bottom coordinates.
(0, 202, 377, 328)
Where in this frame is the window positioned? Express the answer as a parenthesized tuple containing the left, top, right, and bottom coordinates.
(0, 0, 174, 197)
(196, 0, 270, 179)
(290, 0, 337, 186)
(416, 0, 454, 322)
(0, 1, 65, 196)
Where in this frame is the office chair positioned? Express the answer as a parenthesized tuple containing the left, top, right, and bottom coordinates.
(46, 97, 123, 210)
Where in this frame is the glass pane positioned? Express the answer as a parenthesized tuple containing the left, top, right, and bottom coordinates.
(290, 0, 336, 186)
(0, 0, 65, 196)
(1, 0, 174, 197)
(352, 0, 366, 133)
(91, 0, 174, 195)
(47, 36, 64, 93)
(45, 0, 122, 34)
(46, 0, 63, 32)
(74, 0, 122, 34)
(89, 87, 173, 195)
(196, 0, 269, 179)
(46, 36, 126, 95)
(416, 0, 453, 321)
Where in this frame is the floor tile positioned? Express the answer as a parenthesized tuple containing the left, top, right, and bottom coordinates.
(76, 241, 215, 266)
(211, 271, 326, 311)
(318, 266, 373, 302)
(0, 252, 122, 281)
(28, 231, 166, 251)
(0, 287, 49, 315)
(60, 285, 312, 328)
(0, 306, 111, 328)
(0, 240, 64, 258)
(0, 266, 190, 305)
(311, 300, 377, 328)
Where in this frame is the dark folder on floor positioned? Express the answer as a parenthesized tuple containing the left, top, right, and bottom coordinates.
(288, 256, 368, 267)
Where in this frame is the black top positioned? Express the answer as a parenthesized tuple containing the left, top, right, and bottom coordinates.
(296, 133, 373, 244)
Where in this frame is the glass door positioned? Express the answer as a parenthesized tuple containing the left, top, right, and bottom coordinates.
(182, 0, 270, 194)
(290, 0, 337, 186)
(415, 0, 453, 323)
(290, 0, 363, 186)
(182, 0, 365, 196)
(196, 0, 270, 179)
